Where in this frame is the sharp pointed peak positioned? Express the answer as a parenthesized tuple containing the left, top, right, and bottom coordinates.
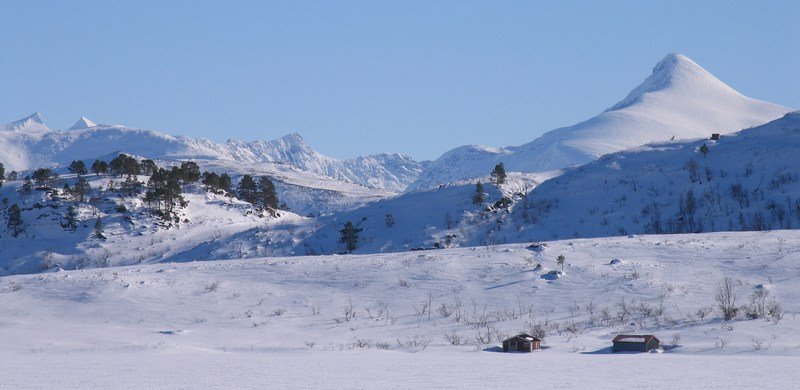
(68, 116, 98, 130)
(2, 112, 50, 132)
(24, 112, 45, 124)
(607, 52, 739, 112)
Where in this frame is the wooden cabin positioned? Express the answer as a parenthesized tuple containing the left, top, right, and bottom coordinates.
(710, 133, 720, 141)
(612, 334, 661, 352)
(502, 334, 541, 352)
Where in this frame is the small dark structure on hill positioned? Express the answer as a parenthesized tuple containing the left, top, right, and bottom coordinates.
(612, 335, 661, 352)
(502, 334, 541, 352)
(710, 133, 720, 141)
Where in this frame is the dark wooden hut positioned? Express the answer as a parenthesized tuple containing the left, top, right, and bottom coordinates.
(612, 335, 661, 352)
(502, 334, 541, 352)
(711, 133, 720, 141)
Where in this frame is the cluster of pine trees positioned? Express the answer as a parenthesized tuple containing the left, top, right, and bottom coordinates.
(2, 154, 283, 237)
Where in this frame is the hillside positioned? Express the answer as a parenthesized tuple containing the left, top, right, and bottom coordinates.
(409, 54, 791, 190)
(500, 111, 800, 242)
(1, 231, 798, 387)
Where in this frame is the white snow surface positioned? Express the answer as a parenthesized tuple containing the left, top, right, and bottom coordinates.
(1, 230, 799, 388)
(409, 53, 792, 190)
(67, 116, 98, 130)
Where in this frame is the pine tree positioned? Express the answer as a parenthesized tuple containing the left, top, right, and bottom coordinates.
(339, 221, 362, 252)
(64, 205, 78, 231)
(0, 162, 4, 189)
(385, 213, 395, 227)
(699, 143, 709, 158)
(7, 203, 22, 237)
(94, 217, 105, 239)
(21, 177, 32, 194)
(219, 173, 232, 193)
(257, 176, 279, 209)
(32, 168, 58, 188)
(91, 160, 108, 175)
(472, 181, 485, 206)
(490, 162, 506, 185)
(140, 159, 157, 176)
(201, 171, 220, 189)
(237, 175, 258, 205)
(179, 161, 201, 185)
(7, 170, 18, 181)
(68, 160, 88, 176)
(73, 177, 91, 202)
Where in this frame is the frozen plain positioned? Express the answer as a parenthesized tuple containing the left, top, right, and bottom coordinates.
(1, 230, 799, 388)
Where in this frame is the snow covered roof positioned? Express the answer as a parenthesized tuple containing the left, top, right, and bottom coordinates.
(613, 335, 658, 343)
(503, 334, 541, 343)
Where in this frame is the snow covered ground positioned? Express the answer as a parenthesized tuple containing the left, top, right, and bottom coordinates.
(1, 230, 798, 388)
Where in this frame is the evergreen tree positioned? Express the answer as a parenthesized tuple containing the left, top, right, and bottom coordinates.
(64, 205, 79, 231)
(144, 168, 185, 222)
(73, 177, 91, 202)
(68, 160, 88, 176)
(7, 204, 22, 237)
(219, 173, 232, 193)
(385, 213, 395, 227)
(7, 171, 18, 181)
(339, 221, 362, 252)
(140, 159, 158, 176)
(472, 181, 485, 206)
(94, 217, 105, 239)
(91, 160, 108, 175)
(179, 161, 201, 185)
(237, 175, 258, 205)
(109, 154, 140, 176)
(699, 143, 709, 158)
(490, 162, 506, 185)
(257, 176, 279, 209)
(21, 177, 32, 194)
(201, 171, 220, 188)
(0, 162, 4, 188)
(32, 168, 58, 188)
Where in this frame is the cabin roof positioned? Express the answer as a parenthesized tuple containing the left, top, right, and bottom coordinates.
(613, 334, 658, 343)
(503, 333, 541, 343)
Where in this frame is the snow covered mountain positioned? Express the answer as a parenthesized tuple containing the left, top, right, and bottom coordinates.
(0, 116, 425, 192)
(497, 110, 800, 242)
(409, 53, 792, 191)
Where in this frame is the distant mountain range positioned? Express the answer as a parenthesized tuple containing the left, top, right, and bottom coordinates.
(0, 114, 425, 192)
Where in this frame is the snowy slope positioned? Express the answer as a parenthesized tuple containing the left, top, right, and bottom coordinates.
(497, 111, 800, 241)
(0, 117, 425, 191)
(409, 54, 792, 190)
(1, 231, 798, 387)
(299, 172, 558, 255)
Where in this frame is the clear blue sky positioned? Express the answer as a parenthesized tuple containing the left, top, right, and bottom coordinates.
(1, 1, 798, 160)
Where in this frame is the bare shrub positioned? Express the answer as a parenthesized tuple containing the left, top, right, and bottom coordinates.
(305, 341, 316, 348)
(375, 341, 391, 350)
(398, 335, 432, 350)
(767, 300, 784, 322)
(744, 289, 769, 319)
(715, 276, 739, 320)
(437, 302, 454, 318)
(715, 338, 726, 349)
(398, 278, 409, 287)
(342, 299, 356, 322)
(695, 306, 713, 321)
(445, 332, 463, 346)
(273, 308, 286, 316)
(205, 281, 220, 292)
(310, 303, 321, 316)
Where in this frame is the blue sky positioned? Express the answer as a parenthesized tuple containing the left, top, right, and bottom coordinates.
(1, 1, 798, 160)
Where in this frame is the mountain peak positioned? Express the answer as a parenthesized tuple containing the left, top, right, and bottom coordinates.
(68, 116, 98, 130)
(608, 53, 740, 112)
(1, 112, 50, 132)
